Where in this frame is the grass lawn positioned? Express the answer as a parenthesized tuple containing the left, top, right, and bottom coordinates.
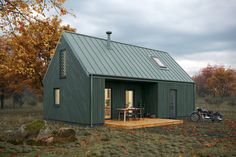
(0, 101, 235, 157)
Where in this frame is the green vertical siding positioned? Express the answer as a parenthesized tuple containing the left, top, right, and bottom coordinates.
(43, 36, 91, 124)
(158, 81, 194, 118)
(142, 83, 158, 116)
(91, 77, 105, 124)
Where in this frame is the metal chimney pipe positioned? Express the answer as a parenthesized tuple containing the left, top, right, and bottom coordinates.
(106, 31, 112, 49)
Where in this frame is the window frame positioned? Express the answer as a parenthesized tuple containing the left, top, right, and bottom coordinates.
(104, 88, 112, 119)
(152, 56, 167, 68)
(54, 88, 61, 106)
(124, 89, 135, 108)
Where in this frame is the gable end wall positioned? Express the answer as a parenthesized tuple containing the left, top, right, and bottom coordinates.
(43, 36, 91, 124)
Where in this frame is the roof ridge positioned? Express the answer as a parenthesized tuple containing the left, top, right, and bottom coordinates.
(63, 31, 167, 54)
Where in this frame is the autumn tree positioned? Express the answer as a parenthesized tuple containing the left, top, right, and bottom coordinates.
(0, 0, 68, 35)
(192, 65, 216, 97)
(6, 16, 76, 95)
(0, 36, 10, 109)
(207, 67, 235, 97)
(193, 65, 236, 97)
(232, 70, 236, 96)
(0, 0, 76, 108)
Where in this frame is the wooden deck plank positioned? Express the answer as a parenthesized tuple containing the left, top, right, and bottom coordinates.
(105, 118, 183, 129)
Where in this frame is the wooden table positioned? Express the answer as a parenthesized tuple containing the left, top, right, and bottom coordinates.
(117, 107, 144, 122)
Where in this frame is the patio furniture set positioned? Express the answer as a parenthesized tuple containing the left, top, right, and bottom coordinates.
(117, 107, 144, 122)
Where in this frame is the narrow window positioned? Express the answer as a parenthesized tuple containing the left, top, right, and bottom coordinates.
(54, 88, 60, 105)
(60, 49, 66, 78)
(104, 88, 112, 119)
(152, 57, 166, 68)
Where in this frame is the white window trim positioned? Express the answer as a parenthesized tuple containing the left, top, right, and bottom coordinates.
(54, 88, 60, 105)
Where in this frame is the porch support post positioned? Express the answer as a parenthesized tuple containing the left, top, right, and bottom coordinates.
(90, 74, 93, 127)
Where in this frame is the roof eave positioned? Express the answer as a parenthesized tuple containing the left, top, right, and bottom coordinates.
(91, 74, 195, 84)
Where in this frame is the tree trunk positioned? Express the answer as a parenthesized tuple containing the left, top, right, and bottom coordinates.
(38, 73, 44, 87)
(0, 89, 4, 109)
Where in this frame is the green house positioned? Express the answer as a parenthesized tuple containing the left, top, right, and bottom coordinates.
(43, 31, 195, 126)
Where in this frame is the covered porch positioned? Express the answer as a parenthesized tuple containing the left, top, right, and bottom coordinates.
(105, 118, 183, 129)
(104, 79, 159, 120)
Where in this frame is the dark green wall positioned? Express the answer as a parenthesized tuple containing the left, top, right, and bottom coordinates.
(142, 83, 158, 116)
(157, 81, 195, 118)
(91, 77, 105, 124)
(43, 36, 91, 124)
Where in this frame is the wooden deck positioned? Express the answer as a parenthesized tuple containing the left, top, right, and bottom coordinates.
(105, 118, 183, 129)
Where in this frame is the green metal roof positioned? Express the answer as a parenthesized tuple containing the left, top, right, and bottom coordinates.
(63, 32, 193, 83)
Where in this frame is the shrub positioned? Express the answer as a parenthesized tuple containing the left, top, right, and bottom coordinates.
(25, 119, 45, 135)
(204, 96, 236, 106)
(225, 97, 236, 106)
(205, 97, 223, 105)
(27, 97, 38, 106)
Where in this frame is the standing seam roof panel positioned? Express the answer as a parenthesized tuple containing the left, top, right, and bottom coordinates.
(155, 52, 176, 81)
(88, 37, 117, 76)
(144, 48, 169, 80)
(76, 36, 104, 74)
(159, 51, 187, 81)
(111, 43, 140, 77)
(126, 45, 158, 79)
(70, 34, 97, 73)
(131, 46, 162, 79)
(64, 34, 94, 73)
(115, 43, 148, 78)
(161, 52, 184, 81)
(123, 43, 154, 77)
(90, 38, 120, 76)
(166, 53, 193, 82)
(150, 50, 178, 80)
(81, 37, 111, 75)
(93, 39, 126, 77)
(63, 32, 194, 83)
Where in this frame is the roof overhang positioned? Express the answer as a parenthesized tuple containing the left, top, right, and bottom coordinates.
(90, 74, 195, 84)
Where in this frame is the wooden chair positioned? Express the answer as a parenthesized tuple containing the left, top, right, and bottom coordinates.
(118, 110, 125, 120)
(135, 108, 144, 119)
(126, 109, 136, 120)
(139, 108, 145, 119)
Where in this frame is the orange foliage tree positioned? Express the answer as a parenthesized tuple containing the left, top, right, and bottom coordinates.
(0, 36, 11, 108)
(193, 65, 236, 97)
(207, 67, 236, 97)
(192, 65, 215, 96)
(0, 0, 76, 108)
(5, 17, 76, 94)
(0, 0, 69, 35)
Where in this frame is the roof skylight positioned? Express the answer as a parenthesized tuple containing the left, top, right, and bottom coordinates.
(153, 57, 166, 68)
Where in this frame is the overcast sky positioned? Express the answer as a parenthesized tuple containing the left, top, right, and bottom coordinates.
(61, 0, 236, 76)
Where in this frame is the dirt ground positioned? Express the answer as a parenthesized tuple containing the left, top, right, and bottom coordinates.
(0, 102, 235, 157)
